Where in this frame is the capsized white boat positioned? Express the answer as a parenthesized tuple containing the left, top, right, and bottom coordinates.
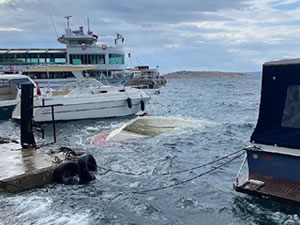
(104, 116, 196, 142)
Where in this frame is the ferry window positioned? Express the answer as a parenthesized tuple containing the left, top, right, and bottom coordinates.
(39, 58, 46, 63)
(95, 55, 105, 64)
(70, 54, 82, 64)
(69, 40, 80, 46)
(282, 85, 300, 128)
(109, 54, 124, 64)
(55, 58, 66, 63)
(70, 54, 104, 65)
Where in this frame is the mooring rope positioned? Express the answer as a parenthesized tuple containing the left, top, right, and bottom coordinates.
(97, 148, 245, 177)
(97, 165, 148, 176)
(133, 152, 244, 194)
(159, 149, 244, 176)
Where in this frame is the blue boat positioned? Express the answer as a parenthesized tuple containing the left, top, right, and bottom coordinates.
(0, 74, 35, 120)
(234, 58, 300, 206)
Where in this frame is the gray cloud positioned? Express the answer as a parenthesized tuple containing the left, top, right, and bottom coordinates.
(1, 0, 300, 73)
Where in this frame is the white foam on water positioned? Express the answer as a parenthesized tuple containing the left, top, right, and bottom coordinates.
(6, 196, 90, 225)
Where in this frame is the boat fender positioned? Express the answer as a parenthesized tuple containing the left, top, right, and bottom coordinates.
(127, 97, 132, 108)
(54, 161, 81, 185)
(77, 154, 97, 184)
(141, 100, 145, 111)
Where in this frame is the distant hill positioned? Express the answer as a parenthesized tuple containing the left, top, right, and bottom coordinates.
(163, 71, 253, 78)
(245, 71, 262, 76)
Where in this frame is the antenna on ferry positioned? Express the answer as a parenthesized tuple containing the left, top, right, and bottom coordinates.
(87, 17, 91, 35)
(49, 12, 58, 38)
(64, 15, 72, 29)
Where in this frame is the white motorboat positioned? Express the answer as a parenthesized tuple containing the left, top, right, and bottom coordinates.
(104, 116, 195, 142)
(0, 74, 35, 120)
(12, 77, 150, 122)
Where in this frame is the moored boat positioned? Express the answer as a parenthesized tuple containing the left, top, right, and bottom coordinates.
(12, 78, 150, 122)
(234, 58, 300, 206)
(0, 74, 35, 120)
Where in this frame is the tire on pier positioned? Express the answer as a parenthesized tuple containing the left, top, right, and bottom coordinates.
(54, 161, 81, 185)
(78, 154, 97, 184)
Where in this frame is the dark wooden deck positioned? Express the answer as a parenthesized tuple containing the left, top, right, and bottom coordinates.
(234, 174, 300, 206)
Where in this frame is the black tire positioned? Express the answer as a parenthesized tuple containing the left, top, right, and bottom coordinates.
(127, 97, 132, 108)
(54, 161, 80, 185)
(78, 154, 97, 184)
(141, 100, 145, 111)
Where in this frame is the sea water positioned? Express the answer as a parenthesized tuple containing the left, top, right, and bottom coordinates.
(1, 77, 300, 225)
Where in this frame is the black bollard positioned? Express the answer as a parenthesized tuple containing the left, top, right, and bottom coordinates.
(20, 83, 36, 148)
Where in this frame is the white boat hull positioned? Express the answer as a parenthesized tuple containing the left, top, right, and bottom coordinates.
(34, 98, 145, 122)
(12, 86, 150, 122)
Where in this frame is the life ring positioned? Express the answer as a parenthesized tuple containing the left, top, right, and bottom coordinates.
(54, 161, 81, 185)
(102, 45, 107, 50)
(77, 154, 97, 184)
(140, 100, 145, 111)
(127, 97, 132, 108)
(81, 44, 87, 50)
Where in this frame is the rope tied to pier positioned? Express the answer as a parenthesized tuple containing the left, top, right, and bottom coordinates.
(97, 148, 245, 176)
(97, 149, 245, 193)
(133, 152, 244, 194)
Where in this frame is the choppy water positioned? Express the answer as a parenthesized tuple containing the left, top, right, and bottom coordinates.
(1, 77, 300, 225)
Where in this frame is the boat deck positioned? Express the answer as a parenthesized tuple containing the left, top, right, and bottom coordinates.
(234, 174, 300, 206)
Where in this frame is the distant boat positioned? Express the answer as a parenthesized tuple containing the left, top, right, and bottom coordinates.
(125, 66, 167, 93)
(12, 67, 150, 122)
(234, 58, 300, 206)
(0, 74, 35, 120)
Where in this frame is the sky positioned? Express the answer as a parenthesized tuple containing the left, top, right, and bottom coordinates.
(1, 0, 300, 74)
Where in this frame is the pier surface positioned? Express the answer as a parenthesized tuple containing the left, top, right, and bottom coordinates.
(0, 141, 59, 193)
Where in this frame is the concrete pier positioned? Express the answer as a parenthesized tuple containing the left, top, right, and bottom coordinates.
(0, 140, 63, 193)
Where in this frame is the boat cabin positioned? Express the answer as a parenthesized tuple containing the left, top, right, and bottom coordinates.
(251, 58, 300, 149)
(234, 58, 300, 206)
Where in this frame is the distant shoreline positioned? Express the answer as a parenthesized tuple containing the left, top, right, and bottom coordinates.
(162, 71, 253, 79)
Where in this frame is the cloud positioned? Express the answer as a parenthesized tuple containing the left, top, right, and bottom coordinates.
(0, 27, 22, 31)
(0, 0, 300, 73)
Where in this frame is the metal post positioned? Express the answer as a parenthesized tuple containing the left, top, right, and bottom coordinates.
(51, 105, 56, 143)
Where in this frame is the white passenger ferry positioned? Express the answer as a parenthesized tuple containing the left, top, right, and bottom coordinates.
(0, 16, 129, 85)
